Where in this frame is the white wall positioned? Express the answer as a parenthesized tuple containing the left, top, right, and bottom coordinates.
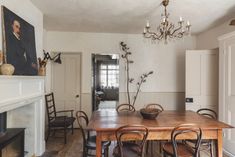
(196, 20, 235, 49)
(45, 31, 196, 116)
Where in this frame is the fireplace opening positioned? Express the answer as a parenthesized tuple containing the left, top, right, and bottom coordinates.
(0, 128, 25, 157)
(0, 112, 7, 136)
(0, 112, 25, 157)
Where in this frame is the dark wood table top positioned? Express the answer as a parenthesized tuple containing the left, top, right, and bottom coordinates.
(87, 109, 233, 131)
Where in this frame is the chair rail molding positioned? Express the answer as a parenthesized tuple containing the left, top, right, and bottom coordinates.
(0, 75, 46, 156)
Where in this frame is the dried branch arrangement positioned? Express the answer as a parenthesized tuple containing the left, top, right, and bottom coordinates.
(38, 50, 49, 68)
(120, 42, 154, 106)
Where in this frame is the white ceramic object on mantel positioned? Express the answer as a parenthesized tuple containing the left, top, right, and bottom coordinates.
(0, 64, 15, 75)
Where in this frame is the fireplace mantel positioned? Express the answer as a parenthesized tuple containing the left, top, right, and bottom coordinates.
(0, 76, 44, 112)
(0, 75, 45, 156)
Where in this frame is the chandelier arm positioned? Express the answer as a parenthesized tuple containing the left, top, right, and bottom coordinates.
(176, 32, 184, 38)
(167, 23, 174, 34)
(170, 25, 182, 36)
(143, 33, 154, 39)
(148, 31, 162, 39)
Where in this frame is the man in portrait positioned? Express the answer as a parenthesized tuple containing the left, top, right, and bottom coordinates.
(5, 19, 37, 75)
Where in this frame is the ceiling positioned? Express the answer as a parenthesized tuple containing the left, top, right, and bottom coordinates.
(31, 0, 235, 34)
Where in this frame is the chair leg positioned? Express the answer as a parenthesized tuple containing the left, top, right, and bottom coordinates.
(209, 141, 214, 157)
(72, 123, 74, 135)
(83, 147, 87, 157)
(46, 127, 51, 142)
(159, 141, 162, 154)
(64, 126, 67, 144)
(104, 147, 109, 157)
(53, 128, 56, 136)
(151, 141, 153, 157)
(163, 151, 167, 157)
(146, 141, 149, 154)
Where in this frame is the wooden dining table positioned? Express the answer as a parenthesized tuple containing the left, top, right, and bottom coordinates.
(87, 109, 233, 157)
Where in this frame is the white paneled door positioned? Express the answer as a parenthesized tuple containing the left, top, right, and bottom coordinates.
(52, 53, 81, 128)
(185, 50, 219, 112)
(219, 34, 235, 155)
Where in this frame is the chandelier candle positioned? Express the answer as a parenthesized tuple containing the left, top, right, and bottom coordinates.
(143, 0, 191, 44)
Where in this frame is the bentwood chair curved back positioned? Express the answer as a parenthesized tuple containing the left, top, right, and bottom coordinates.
(163, 124, 202, 157)
(116, 104, 136, 113)
(193, 108, 217, 157)
(197, 108, 217, 120)
(146, 103, 164, 111)
(76, 111, 89, 146)
(76, 111, 110, 157)
(113, 125, 149, 157)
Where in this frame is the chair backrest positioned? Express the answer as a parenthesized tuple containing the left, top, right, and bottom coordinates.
(115, 125, 149, 157)
(76, 111, 89, 146)
(45, 93, 57, 123)
(197, 108, 217, 119)
(171, 124, 202, 157)
(146, 103, 164, 111)
(116, 104, 136, 113)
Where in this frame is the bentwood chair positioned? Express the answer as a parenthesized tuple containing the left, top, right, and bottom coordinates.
(116, 104, 136, 113)
(146, 103, 164, 111)
(45, 92, 75, 144)
(145, 104, 164, 155)
(113, 125, 149, 157)
(76, 111, 110, 157)
(185, 108, 217, 157)
(197, 108, 217, 119)
(163, 124, 202, 157)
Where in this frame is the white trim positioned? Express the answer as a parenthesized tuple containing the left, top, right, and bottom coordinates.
(0, 75, 45, 79)
(218, 31, 235, 41)
(224, 149, 235, 157)
(0, 94, 43, 113)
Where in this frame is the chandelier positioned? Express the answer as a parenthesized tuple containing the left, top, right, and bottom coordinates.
(143, 0, 191, 44)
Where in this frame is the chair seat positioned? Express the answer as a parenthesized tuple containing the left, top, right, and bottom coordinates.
(113, 142, 142, 157)
(186, 139, 211, 145)
(85, 135, 110, 150)
(50, 116, 75, 127)
(185, 139, 212, 148)
(163, 142, 194, 157)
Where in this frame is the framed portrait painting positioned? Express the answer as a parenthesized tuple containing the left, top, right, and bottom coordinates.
(2, 6, 38, 75)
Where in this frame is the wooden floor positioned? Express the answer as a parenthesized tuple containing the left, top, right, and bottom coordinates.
(41, 129, 228, 157)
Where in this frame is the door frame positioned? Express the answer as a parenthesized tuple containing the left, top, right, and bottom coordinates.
(91, 53, 120, 111)
(218, 31, 235, 156)
(51, 52, 82, 112)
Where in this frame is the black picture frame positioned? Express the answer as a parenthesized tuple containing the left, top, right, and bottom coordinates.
(2, 6, 38, 75)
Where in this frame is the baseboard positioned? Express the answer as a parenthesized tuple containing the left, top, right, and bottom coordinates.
(224, 149, 235, 157)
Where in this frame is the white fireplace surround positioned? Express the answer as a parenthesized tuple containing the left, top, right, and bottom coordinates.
(0, 76, 45, 156)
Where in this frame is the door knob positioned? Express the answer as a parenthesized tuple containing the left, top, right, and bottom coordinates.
(76, 95, 79, 98)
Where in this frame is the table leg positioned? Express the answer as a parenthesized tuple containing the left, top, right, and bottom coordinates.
(96, 132, 102, 157)
(217, 129, 223, 157)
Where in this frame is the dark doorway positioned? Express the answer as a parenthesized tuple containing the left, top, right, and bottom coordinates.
(92, 54, 119, 111)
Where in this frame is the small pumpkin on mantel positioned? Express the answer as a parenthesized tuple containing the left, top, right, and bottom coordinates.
(0, 50, 15, 75)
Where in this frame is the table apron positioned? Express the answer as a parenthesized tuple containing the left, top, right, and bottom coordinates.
(98, 130, 219, 141)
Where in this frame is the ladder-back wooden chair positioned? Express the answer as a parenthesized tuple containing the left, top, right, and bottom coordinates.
(45, 92, 75, 144)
